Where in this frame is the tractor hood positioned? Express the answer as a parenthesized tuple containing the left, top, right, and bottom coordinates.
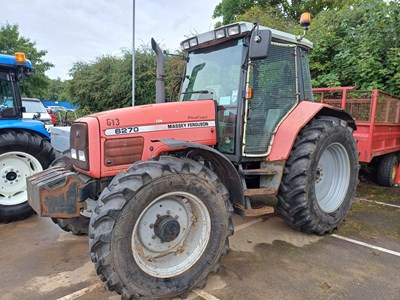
(71, 100, 218, 178)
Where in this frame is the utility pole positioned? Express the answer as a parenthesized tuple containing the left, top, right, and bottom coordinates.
(132, 0, 135, 106)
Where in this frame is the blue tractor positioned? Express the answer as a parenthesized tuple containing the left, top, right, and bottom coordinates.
(0, 52, 55, 222)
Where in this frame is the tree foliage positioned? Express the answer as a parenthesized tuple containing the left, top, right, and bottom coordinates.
(308, 0, 400, 95)
(0, 23, 53, 98)
(213, 0, 348, 25)
(215, 0, 400, 95)
(66, 46, 184, 113)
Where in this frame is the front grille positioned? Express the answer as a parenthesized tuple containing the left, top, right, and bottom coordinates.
(104, 137, 144, 166)
(70, 122, 89, 170)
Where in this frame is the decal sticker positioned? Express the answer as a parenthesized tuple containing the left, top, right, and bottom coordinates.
(104, 121, 216, 136)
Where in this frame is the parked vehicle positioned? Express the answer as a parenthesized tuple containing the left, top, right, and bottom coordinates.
(27, 16, 359, 299)
(313, 87, 400, 186)
(0, 52, 56, 222)
(21, 97, 54, 131)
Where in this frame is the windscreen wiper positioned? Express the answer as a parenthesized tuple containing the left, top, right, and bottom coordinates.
(181, 90, 213, 95)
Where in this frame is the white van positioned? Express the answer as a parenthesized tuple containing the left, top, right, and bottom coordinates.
(22, 98, 54, 131)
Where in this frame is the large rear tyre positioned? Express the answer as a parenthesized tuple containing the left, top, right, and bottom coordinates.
(277, 116, 359, 235)
(89, 156, 233, 299)
(0, 130, 55, 223)
(50, 152, 90, 235)
(376, 153, 398, 187)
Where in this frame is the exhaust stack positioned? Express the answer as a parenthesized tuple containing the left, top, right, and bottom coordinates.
(151, 38, 165, 103)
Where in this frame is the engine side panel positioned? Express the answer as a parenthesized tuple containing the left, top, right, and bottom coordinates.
(75, 100, 217, 178)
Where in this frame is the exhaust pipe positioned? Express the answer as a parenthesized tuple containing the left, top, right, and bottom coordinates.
(151, 38, 165, 103)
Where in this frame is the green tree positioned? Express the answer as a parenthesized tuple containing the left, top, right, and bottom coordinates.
(67, 46, 185, 113)
(308, 0, 400, 94)
(46, 78, 68, 100)
(0, 23, 53, 98)
(213, 0, 349, 25)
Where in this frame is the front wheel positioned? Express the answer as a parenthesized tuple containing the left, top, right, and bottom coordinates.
(0, 130, 55, 223)
(89, 156, 233, 299)
(277, 116, 359, 235)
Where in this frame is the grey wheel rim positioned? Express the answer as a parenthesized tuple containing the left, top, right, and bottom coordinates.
(132, 191, 211, 278)
(315, 143, 350, 213)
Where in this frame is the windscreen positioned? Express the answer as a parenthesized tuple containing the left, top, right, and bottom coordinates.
(22, 100, 47, 113)
(180, 39, 243, 105)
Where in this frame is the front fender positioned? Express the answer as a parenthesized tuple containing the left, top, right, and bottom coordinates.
(266, 101, 356, 161)
(0, 119, 50, 139)
(156, 138, 245, 214)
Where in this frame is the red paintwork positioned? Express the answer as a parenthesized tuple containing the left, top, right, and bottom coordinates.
(313, 87, 400, 163)
(74, 100, 217, 178)
(266, 101, 344, 161)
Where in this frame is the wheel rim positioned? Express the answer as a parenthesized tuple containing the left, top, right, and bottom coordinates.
(0, 151, 43, 206)
(315, 143, 350, 213)
(132, 191, 211, 278)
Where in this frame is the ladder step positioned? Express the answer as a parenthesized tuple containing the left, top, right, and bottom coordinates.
(244, 188, 276, 197)
(244, 206, 275, 217)
(240, 168, 277, 176)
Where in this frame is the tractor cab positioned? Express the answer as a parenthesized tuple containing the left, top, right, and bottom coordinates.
(178, 22, 313, 160)
(0, 53, 34, 119)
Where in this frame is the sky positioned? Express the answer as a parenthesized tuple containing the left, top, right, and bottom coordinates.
(1, 0, 221, 80)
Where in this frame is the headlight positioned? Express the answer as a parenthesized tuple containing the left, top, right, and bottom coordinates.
(189, 38, 198, 47)
(78, 150, 86, 162)
(71, 148, 77, 159)
(215, 28, 226, 39)
(227, 25, 240, 36)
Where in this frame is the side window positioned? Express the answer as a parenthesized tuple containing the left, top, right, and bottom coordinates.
(0, 77, 17, 117)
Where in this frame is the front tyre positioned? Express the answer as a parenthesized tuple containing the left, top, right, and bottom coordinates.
(277, 116, 359, 235)
(0, 130, 55, 223)
(89, 156, 233, 299)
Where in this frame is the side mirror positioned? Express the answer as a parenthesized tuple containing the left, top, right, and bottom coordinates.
(33, 112, 41, 120)
(249, 29, 272, 60)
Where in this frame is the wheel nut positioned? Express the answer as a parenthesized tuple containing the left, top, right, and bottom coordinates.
(149, 223, 154, 228)
(175, 215, 179, 219)
(167, 210, 171, 215)
(152, 235, 156, 239)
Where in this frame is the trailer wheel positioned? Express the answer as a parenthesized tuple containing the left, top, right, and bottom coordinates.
(277, 116, 359, 235)
(0, 129, 55, 223)
(376, 153, 399, 187)
(89, 156, 233, 299)
(50, 152, 90, 235)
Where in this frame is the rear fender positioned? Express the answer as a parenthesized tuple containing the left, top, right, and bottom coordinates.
(156, 139, 245, 214)
(267, 101, 356, 161)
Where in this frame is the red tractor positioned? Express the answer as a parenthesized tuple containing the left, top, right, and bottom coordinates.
(28, 19, 359, 299)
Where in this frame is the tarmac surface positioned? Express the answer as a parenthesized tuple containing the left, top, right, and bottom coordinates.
(1, 179, 399, 300)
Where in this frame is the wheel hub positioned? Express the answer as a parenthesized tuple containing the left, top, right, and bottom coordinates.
(154, 215, 181, 242)
(5, 170, 18, 182)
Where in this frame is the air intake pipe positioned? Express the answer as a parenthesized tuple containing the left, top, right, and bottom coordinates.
(151, 38, 165, 103)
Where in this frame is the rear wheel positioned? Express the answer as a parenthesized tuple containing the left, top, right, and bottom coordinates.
(277, 116, 359, 235)
(376, 153, 398, 187)
(0, 130, 55, 223)
(89, 156, 233, 299)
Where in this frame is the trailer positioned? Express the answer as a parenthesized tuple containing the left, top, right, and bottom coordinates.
(313, 87, 400, 186)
